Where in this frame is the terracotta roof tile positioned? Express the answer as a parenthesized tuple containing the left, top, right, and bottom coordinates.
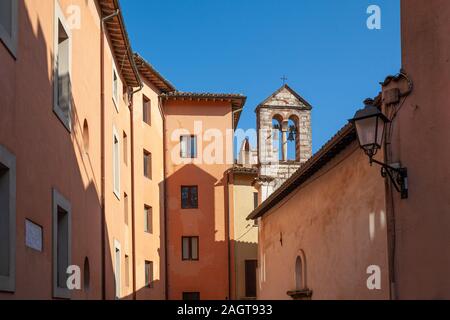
(98, 0, 140, 88)
(134, 53, 176, 93)
(162, 91, 247, 128)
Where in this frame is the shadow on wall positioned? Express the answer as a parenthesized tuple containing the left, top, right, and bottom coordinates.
(0, 0, 107, 300)
(163, 163, 231, 300)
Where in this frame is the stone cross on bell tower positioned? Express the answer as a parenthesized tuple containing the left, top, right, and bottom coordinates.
(255, 84, 313, 201)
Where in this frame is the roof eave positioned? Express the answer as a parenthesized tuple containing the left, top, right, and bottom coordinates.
(134, 53, 176, 93)
(98, 0, 140, 88)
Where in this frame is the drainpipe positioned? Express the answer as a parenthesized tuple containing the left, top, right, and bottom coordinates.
(226, 107, 243, 300)
(159, 95, 169, 300)
(225, 170, 232, 300)
(128, 66, 143, 301)
(100, 8, 119, 301)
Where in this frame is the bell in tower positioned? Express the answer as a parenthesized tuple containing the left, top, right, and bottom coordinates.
(254, 84, 313, 202)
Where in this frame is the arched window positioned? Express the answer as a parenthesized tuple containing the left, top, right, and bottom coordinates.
(272, 115, 283, 161)
(84, 257, 90, 291)
(295, 256, 304, 290)
(288, 115, 300, 161)
(295, 250, 307, 291)
(82, 119, 89, 154)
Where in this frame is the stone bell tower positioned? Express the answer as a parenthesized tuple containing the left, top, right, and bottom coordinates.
(255, 84, 312, 201)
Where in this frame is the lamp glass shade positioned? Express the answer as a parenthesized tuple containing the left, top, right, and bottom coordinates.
(351, 104, 389, 157)
(355, 116, 385, 150)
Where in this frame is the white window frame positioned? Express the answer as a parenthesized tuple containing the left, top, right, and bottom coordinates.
(52, 188, 72, 299)
(180, 135, 197, 159)
(53, 0, 72, 132)
(114, 239, 121, 299)
(0, 145, 16, 293)
(112, 126, 121, 199)
(0, 0, 18, 57)
(112, 63, 119, 112)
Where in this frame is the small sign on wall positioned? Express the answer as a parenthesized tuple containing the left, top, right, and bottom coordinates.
(25, 219, 43, 252)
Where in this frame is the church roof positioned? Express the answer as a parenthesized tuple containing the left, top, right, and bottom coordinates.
(247, 92, 383, 220)
(256, 84, 313, 111)
(247, 123, 356, 220)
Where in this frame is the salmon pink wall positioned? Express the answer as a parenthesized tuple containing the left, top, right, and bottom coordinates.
(387, 0, 450, 299)
(0, 0, 103, 299)
(164, 100, 233, 300)
(258, 142, 389, 300)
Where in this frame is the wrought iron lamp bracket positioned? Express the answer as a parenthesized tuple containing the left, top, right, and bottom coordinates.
(369, 157, 409, 199)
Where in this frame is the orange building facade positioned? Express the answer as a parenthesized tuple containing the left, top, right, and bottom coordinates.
(162, 94, 246, 300)
(0, 0, 249, 300)
(3, 0, 447, 302)
(0, 0, 169, 300)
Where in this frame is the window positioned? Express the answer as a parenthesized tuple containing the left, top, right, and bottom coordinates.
(180, 135, 197, 158)
(143, 95, 151, 125)
(0, 145, 16, 292)
(113, 127, 120, 198)
(182, 237, 199, 261)
(25, 219, 43, 252)
(114, 240, 121, 299)
(0, 0, 18, 56)
(144, 205, 153, 234)
(124, 193, 128, 225)
(145, 261, 154, 288)
(295, 256, 304, 291)
(53, 3, 72, 131)
(143, 150, 152, 179)
(253, 192, 259, 209)
(123, 132, 128, 165)
(124, 255, 129, 288)
(84, 257, 90, 291)
(52, 189, 71, 299)
(183, 292, 200, 301)
(112, 65, 119, 110)
(181, 186, 198, 209)
(83, 120, 89, 154)
(245, 260, 257, 298)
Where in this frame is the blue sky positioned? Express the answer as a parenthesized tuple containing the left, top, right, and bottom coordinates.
(121, 0, 400, 154)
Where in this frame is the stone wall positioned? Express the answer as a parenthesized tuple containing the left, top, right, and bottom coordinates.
(256, 86, 313, 201)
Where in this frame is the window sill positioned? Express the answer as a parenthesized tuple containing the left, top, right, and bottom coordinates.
(53, 108, 72, 133)
(113, 190, 121, 201)
(112, 97, 119, 113)
(182, 259, 199, 262)
(241, 297, 257, 300)
(287, 289, 313, 300)
(0, 36, 17, 59)
(53, 287, 71, 300)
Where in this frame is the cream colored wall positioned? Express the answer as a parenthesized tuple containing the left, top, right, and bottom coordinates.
(132, 80, 166, 300)
(258, 142, 389, 300)
(103, 27, 134, 299)
(232, 175, 258, 299)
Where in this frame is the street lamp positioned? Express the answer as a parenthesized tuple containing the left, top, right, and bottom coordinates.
(350, 99, 409, 199)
